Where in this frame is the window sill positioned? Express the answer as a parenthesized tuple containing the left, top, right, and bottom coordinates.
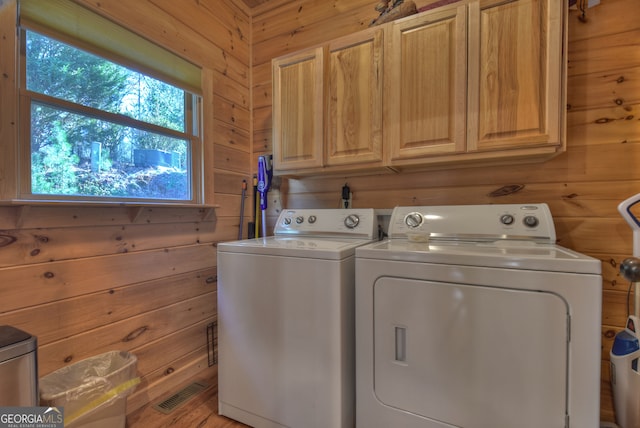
(0, 199, 219, 226)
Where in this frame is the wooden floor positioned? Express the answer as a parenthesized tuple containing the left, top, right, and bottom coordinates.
(127, 365, 249, 428)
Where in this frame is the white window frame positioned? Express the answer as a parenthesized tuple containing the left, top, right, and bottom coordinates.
(4, 0, 206, 205)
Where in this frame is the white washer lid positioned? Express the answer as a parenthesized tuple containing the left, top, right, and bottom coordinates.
(219, 236, 376, 260)
(356, 239, 602, 274)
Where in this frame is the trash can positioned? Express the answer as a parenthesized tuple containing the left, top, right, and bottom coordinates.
(39, 351, 139, 428)
(0, 325, 38, 406)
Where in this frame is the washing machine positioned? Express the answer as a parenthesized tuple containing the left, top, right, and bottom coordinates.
(355, 204, 602, 428)
(217, 208, 378, 428)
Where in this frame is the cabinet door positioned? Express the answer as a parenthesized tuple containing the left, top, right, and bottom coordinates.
(272, 47, 324, 171)
(386, 5, 467, 163)
(467, 0, 564, 152)
(326, 28, 384, 166)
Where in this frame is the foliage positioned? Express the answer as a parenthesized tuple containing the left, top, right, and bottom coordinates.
(25, 30, 191, 200)
(31, 123, 79, 195)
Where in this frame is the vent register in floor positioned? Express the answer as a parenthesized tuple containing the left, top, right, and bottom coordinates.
(153, 382, 208, 414)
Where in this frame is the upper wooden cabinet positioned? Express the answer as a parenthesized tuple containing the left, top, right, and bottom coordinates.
(271, 0, 567, 176)
(326, 29, 384, 167)
(467, 0, 564, 153)
(272, 47, 324, 171)
(385, 4, 467, 163)
(272, 28, 384, 175)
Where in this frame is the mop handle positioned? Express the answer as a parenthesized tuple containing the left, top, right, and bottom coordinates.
(618, 195, 640, 257)
(618, 194, 640, 318)
(238, 180, 246, 240)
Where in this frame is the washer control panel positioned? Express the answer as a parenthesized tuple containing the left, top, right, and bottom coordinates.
(391, 204, 556, 243)
(274, 208, 377, 239)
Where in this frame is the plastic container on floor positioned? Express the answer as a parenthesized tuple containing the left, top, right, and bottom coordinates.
(39, 351, 139, 428)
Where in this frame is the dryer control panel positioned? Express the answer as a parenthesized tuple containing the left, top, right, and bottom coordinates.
(389, 204, 556, 243)
(275, 208, 377, 239)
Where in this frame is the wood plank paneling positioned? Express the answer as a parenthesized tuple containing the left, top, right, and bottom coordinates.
(39, 292, 216, 374)
(214, 145, 252, 173)
(214, 120, 251, 152)
(211, 69, 250, 109)
(567, 66, 640, 111)
(0, 244, 216, 311)
(567, 103, 640, 146)
(253, 105, 273, 132)
(214, 171, 252, 195)
(254, 19, 369, 66)
(251, 62, 273, 109)
(216, 193, 252, 218)
(284, 143, 640, 191)
(0, 268, 216, 345)
(253, 79, 272, 110)
(0, 205, 213, 229)
(568, 28, 640, 77)
(0, 0, 251, 417)
(151, 0, 251, 66)
(0, 223, 215, 267)
(214, 95, 251, 130)
(214, 216, 248, 242)
(568, 0, 640, 42)
(286, 180, 640, 217)
(76, 0, 251, 72)
(0, 1, 18, 200)
(131, 319, 214, 378)
(253, 128, 273, 153)
(253, 0, 374, 46)
(198, 0, 251, 41)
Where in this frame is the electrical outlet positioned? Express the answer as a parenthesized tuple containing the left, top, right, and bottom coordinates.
(339, 192, 352, 209)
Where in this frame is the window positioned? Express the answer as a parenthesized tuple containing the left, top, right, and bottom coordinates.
(18, 0, 203, 203)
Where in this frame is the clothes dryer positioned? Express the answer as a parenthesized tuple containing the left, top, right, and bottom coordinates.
(355, 204, 602, 428)
(218, 208, 378, 428)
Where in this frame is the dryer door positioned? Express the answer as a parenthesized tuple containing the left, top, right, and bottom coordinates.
(373, 277, 568, 428)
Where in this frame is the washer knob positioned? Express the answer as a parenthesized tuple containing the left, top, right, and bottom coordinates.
(344, 214, 360, 229)
(308, 215, 317, 224)
(283, 217, 292, 225)
(404, 212, 424, 229)
(500, 214, 515, 225)
(523, 215, 539, 228)
(296, 216, 304, 224)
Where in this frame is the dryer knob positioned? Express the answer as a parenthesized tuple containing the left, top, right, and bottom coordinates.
(344, 214, 360, 229)
(404, 212, 424, 229)
(283, 217, 292, 225)
(308, 215, 317, 224)
(500, 214, 515, 225)
(296, 216, 304, 224)
(523, 215, 539, 228)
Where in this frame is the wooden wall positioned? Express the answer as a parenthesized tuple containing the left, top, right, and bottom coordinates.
(0, 0, 637, 422)
(251, 0, 640, 422)
(0, 0, 251, 415)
